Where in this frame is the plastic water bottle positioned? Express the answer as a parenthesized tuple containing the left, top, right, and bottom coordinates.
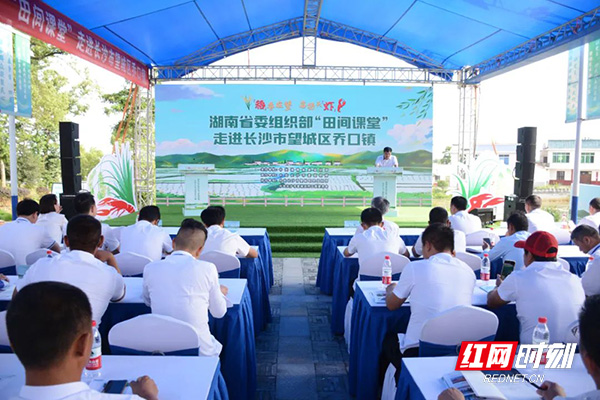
(481, 254, 491, 281)
(84, 321, 102, 379)
(561, 214, 569, 230)
(382, 256, 392, 286)
(532, 317, 550, 365)
(46, 250, 53, 258)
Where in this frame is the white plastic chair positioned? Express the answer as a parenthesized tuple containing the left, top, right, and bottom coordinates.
(199, 250, 241, 274)
(381, 306, 499, 400)
(455, 251, 482, 272)
(109, 314, 200, 355)
(25, 249, 59, 266)
(465, 230, 499, 246)
(114, 252, 153, 277)
(557, 257, 571, 272)
(0, 249, 15, 269)
(358, 252, 410, 280)
(549, 229, 571, 245)
(0, 311, 10, 353)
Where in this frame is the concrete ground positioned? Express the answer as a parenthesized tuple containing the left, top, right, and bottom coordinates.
(255, 258, 351, 400)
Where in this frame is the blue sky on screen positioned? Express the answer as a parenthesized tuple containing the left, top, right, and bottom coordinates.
(155, 84, 433, 156)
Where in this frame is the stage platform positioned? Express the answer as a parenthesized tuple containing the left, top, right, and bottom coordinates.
(107, 205, 429, 258)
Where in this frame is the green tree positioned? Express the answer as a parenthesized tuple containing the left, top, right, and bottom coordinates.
(440, 146, 452, 165)
(80, 146, 104, 179)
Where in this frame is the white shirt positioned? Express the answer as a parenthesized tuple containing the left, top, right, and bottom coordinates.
(578, 212, 600, 231)
(375, 155, 398, 167)
(36, 212, 68, 244)
(413, 229, 466, 257)
(487, 230, 530, 271)
(347, 226, 407, 265)
(581, 243, 600, 296)
(119, 220, 172, 262)
(143, 251, 227, 357)
(392, 253, 476, 352)
(203, 225, 251, 257)
(448, 210, 482, 235)
(12, 382, 142, 399)
(354, 219, 400, 238)
(0, 217, 56, 265)
(558, 389, 600, 400)
(62, 220, 120, 252)
(497, 261, 585, 344)
(526, 208, 556, 233)
(17, 250, 126, 322)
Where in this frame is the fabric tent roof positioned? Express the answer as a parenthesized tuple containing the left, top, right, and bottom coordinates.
(44, 0, 599, 70)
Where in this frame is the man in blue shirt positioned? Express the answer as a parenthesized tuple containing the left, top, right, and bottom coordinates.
(483, 211, 529, 271)
(572, 225, 600, 296)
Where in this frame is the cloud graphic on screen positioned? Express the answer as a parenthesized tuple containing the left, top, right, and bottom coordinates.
(170, 108, 184, 113)
(157, 85, 223, 101)
(156, 139, 219, 156)
(386, 119, 433, 150)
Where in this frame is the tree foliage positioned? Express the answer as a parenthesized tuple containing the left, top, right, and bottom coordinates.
(80, 146, 103, 178)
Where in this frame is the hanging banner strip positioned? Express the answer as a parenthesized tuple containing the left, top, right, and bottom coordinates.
(0, 25, 14, 115)
(587, 39, 600, 120)
(0, 0, 149, 88)
(14, 32, 31, 117)
(565, 47, 580, 123)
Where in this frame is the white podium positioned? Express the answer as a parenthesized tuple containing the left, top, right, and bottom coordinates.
(366, 167, 403, 216)
(178, 164, 215, 216)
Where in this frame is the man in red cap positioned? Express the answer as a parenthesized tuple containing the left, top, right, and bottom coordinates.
(487, 231, 584, 344)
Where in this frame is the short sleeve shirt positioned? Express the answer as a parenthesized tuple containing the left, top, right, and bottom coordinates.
(392, 253, 475, 352)
(487, 231, 530, 271)
(12, 382, 142, 399)
(448, 211, 482, 235)
(375, 155, 398, 167)
(347, 226, 407, 265)
(526, 209, 556, 233)
(17, 250, 125, 322)
(582, 243, 600, 296)
(578, 213, 600, 231)
(0, 217, 56, 265)
(413, 229, 466, 256)
(119, 220, 173, 261)
(203, 225, 251, 257)
(497, 261, 585, 343)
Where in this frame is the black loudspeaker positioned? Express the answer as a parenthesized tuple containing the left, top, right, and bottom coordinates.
(503, 194, 524, 220)
(59, 194, 77, 220)
(513, 127, 537, 199)
(59, 122, 81, 195)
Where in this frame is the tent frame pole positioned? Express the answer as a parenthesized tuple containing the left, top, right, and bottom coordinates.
(571, 44, 585, 222)
(9, 114, 17, 220)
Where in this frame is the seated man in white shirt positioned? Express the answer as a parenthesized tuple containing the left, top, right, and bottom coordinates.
(16, 215, 126, 323)
(0, 199, 60, 266)
(375, 146, 399, 167)
(439, 295, 600, 400)
(487, 231, 585, 344)
(119, 205, 172, 262)
(448, 196, 482, 235)
(412, 207, 466, 257)
(354, 196, 400, 237)
(578, 197, 600, 232)
(483, 211, 530, 271)
(571, 225, 600, 296)
(74, 191, 120, 254)
(200, 206, 258, 258)
(382, 224, 476, 383)
(36, 193, 68, 245)
(7, 281, 158, 400)
(143, 219, 228, 357)
(525, 194, 556, 233)
(344, 208, 409, 263)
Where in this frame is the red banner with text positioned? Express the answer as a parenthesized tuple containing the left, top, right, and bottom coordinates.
(0, 0, 149, 88)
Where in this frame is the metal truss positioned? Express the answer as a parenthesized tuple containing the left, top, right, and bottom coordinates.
(457, 84, 479, 169)
(153, 65, 459, 83)
(133, 85, 155, 207)
(466, 5, 600, 83)
(164, 18, 444, 79)
(302, 0, 322, 66)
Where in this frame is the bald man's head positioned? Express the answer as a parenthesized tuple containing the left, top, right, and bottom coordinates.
(174, 218, 208, 254)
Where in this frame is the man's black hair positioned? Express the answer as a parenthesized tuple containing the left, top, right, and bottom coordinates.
(383, 147, 392, 153)
(16, 199, 39, 216)
(507, 211, 529, 232)
(523, 249, 557, 263)
(450, 196, 468, 212)
(579, 295, 600, 369)
(360, 208, 383, 227)
(421, 223, 454, 253)
(73, 192, 96, 215)
(200, 206, 226, 227)
(39, 194, 58, 214)
(429, 207, 449, 224)
(139, 205, 161, 223)
(571, 224, 600, 242)
(371, 197, 390, 216)
(590, 197, 600, 212)
(525, 195, 542, 209)
(66, 214, 101, 252)
(7, 281, 92, 369)
(175, 218, 208, 250)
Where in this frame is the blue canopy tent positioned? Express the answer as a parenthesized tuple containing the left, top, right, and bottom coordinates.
(5, 0, 600, 218)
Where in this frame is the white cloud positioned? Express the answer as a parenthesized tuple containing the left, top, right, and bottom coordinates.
(386, 119, 433, 150)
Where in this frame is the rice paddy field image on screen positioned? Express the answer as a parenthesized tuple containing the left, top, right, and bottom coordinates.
(155, 84, 434, 207)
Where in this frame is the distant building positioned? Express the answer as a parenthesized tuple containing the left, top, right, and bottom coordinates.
(539, 139, 600, 185)
(333, 161, 342, 166)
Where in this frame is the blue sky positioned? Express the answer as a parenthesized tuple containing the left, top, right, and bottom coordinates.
(155, 84, 433, 156)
